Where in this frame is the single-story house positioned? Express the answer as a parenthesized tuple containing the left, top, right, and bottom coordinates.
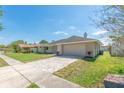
(18, 35, 101, 58)
(18, 44, 56, 54)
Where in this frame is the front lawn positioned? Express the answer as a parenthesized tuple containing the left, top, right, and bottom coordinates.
(0, 58, 8, 67)
(54, 52, 124, 88)
(5, 53, 54, 63)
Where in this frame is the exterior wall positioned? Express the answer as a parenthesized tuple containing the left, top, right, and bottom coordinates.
(46, 47, 53, 53)
(110, 39, 124, 56)
(37, 47, 44, 53)
(85, 42, 95, 57)
(30, 48, 38, 53)
(37, 46, 57, 54)
(95, 43, 100, 56)
(111, 43, 124, 56)
(84, 42, 100, 57)
(52, 46, 57, 53)
(57, 45, 63, 55)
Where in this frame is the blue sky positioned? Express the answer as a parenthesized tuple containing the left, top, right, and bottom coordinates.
(1, 5, 108, 45)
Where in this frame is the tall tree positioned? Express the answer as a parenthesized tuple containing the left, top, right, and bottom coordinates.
(95, 6, 124, 40)
(39, 40, 49, 44)
(94, 5, 124, 54)
(0, 6, 3, 31)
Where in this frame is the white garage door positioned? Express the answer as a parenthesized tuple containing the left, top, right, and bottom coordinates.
(62, 43, 86, 57)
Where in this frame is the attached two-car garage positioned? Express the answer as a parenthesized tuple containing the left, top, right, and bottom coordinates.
(56, 40, 100, 58)
(62, 43, 86, 57)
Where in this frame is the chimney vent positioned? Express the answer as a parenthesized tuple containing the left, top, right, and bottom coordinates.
(84, 32, 87, 39)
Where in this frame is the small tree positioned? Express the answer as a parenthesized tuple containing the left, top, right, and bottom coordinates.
(39, 40, 49, 44)
(8, 40, 25, 53)
(0, 44, 5, 48)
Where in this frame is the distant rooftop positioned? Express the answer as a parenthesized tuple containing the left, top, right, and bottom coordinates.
(18, 43, 52, 48)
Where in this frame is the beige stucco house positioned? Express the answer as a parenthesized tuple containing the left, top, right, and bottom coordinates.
(18, 35, 101, 58)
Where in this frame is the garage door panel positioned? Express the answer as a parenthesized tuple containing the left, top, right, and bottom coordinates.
(62, 44, 85, 57)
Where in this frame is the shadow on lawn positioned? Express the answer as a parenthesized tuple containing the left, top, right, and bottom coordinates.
(82, 55, 100, 62)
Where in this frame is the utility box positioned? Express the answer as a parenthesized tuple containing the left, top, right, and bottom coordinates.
(104, 74, 124, 88)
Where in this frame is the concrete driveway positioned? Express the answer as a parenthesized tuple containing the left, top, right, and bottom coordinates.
(14, 56, 78, 73)
(0, 55, 80, 88)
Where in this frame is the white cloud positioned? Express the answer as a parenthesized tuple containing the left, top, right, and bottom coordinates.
(68, 26, 76, 30)
(53, 31, 68, 36)
(92, 30, 108, 35)
(99, 37, 111, 45)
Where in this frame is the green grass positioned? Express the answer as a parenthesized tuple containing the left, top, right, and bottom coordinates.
(27, 83, 39, 88)
(0, 58, 8, 67)
(5, 53, 54, 63)
(54, 52, 124, 88)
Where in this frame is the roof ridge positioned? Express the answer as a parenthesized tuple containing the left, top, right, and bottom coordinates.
(51, 35, 98, 44)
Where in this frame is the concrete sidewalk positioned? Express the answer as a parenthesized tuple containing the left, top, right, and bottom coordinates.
(36, 73, 81, 88)
(0, 54, 23, 66)
(0, 66, 30, 88)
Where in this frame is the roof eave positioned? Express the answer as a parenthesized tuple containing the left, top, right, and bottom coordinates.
(54, 40, 100, 45)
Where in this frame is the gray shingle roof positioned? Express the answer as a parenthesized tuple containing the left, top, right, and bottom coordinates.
(51, 35, 98, 44)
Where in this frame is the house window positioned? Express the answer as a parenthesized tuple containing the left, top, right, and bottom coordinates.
(44, 47, 48, 50)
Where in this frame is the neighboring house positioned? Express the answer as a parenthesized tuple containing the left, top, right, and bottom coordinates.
(18, 44, 56, 54)
(100, 45, 109, 51)
(18, 34, 101, 58)
(110, 37, 124, 56)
